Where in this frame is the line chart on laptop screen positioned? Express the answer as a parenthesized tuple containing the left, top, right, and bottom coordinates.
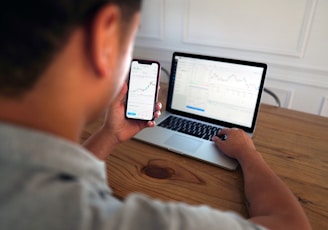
(171, 56, 264, 127)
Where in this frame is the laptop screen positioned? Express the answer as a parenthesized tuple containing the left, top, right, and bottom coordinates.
(167, 52, 267, 131)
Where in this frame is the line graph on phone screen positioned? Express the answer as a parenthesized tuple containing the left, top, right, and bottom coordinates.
(127, 63, 158, 120)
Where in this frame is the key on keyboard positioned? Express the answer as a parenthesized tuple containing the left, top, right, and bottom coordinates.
(158, 116, 221, 141)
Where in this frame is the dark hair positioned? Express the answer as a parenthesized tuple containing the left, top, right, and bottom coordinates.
(0, 0, 141, 97)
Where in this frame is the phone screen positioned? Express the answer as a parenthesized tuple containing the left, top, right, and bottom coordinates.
(125, 59, 160, 121)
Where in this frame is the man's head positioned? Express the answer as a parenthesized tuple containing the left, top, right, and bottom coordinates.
(0, 0, 142, 98)
(0, 0, 142, 140)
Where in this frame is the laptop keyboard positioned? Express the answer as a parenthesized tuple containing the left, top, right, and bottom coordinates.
(158, 116, 221, 141)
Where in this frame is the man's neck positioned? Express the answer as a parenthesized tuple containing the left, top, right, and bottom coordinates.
(0, 94, 85, 142)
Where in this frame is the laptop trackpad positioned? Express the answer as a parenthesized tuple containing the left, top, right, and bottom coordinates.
(164, 134, 202, 153)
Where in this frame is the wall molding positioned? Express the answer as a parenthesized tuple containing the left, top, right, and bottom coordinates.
(267, 63, 328, 88)
(261, 87, 294, 108)
(136, 0, 165, 40)
(133, 46, 328, 88)
(319, 97, 328, 117)
(183, 0, 317, 57)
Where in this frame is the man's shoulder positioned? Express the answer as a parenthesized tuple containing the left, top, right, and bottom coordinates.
(0, 164, 80, 229)
(0, 161, 121, 230)
(0, 122, 122, 229)
(109, 194, 267, 230)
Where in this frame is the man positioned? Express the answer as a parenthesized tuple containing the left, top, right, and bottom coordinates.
(0, 1, 310, 229)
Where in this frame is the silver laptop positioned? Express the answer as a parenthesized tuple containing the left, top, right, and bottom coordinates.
(134, 52, 267, 170)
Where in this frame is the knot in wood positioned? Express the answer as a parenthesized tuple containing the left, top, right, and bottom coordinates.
(143, 165, 175, 179)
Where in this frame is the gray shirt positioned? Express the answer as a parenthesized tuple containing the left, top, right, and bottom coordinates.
(0, 122, 266, 230)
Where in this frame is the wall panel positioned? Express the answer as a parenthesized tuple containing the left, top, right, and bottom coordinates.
(133, 0, 328, 116)
(183, 0, 317, 57)
(137, 0, 164, 40)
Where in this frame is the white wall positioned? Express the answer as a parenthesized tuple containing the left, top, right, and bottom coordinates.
(133, 0, 328, 116)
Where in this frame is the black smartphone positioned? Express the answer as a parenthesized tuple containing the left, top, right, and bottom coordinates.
(125, 59, 160, 121)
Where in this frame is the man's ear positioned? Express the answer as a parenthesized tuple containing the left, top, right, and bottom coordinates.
(89, 4, 121, 77)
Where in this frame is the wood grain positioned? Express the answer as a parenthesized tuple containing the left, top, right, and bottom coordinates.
(81, 83, 328, 230)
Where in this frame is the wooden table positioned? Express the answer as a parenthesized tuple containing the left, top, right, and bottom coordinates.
(81, 83, 328, 230)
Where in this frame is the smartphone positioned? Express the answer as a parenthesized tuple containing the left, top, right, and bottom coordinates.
(125, 59, 160, 121)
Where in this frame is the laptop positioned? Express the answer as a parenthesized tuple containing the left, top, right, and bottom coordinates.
(134, 52, 267, 170)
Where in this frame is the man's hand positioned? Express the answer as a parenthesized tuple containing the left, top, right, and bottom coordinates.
(212, 128, 257, 163)
(103, 82, 162, 145)
(83, 82, 162, 160)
